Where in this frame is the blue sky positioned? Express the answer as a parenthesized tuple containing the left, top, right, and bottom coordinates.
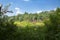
(0, 0, 60, 16)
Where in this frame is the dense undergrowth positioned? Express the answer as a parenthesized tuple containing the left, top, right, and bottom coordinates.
(0, 8, 60, 40)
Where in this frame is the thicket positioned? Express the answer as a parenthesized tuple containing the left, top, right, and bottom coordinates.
(0, 8, 60, 40)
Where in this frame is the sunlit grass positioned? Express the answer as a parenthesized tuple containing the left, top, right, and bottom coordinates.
(14, 21, 45, 27)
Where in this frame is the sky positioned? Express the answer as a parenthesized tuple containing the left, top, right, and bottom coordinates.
(0, 0, 60, 16)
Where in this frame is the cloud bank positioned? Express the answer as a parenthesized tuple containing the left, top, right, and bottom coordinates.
(36, 10, 42, 13)
(15, 7, 22, 15)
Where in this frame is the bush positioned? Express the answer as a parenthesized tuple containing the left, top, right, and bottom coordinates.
(44, 8, 60, 40)
(0, 21, 17, 40)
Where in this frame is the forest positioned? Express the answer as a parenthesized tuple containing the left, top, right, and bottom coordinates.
(0, 4, 60, 40)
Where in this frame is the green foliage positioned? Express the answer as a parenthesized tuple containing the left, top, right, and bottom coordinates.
(0, 10, 17, 40)
(0, 8, 60, 40)
(45, 8, 60, 40)
(15, 26, 46, 40)
(0, 22, 17, 40)
(9, 11, 50, 22)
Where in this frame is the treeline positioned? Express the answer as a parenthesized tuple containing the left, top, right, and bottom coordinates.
(0, 8, 60, 40)
(9, 10, 50, 22)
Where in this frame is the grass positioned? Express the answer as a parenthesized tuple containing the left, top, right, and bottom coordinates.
(14, 21, 45, 27)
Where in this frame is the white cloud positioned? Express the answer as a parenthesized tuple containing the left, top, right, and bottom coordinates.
(23, 0, 30, 2)
(15, 7, 22, 15)
(15, 8, 20, 10)
(36, 10, 42, 13)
